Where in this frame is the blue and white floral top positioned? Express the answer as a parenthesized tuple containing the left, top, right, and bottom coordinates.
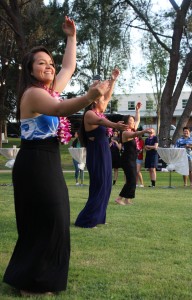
(175, 136, 192, 160)
(20, 114, 59, 140)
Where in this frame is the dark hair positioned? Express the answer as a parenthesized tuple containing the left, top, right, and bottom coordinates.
(16, 46, 56, 120)
(122, 114, 135, 124)
(119, 115, 135, 143)
(79, 102, 97, 147)
(183, 126, 190, 131)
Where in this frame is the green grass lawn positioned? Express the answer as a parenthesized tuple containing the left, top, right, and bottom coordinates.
(0, 170, 192, 300)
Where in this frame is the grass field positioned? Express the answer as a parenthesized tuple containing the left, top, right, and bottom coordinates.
(0, 169, 192, 300)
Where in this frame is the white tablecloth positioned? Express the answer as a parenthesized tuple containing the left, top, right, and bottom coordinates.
(0, 148, 20, 159)
(157, 148, 189, 176)
(68, 147, 86, 170)
(0, 148, 20, 168)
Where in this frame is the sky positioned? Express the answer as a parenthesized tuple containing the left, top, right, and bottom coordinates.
(43, 0, 190, 94)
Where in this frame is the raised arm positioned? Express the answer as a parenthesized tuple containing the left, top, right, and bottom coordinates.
(84, 110, 128, 132)
(21, 80, 110, 118)
(134, 102, 141, 130)
(103, 68, 120, 103)
(122, 128, 152, 143)
(55, 16, 76, 93)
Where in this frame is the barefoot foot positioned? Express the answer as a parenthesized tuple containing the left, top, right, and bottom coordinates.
(115, 198, 125, 205)
(20, 290, 54, 297)
(124, 199, 133, 205)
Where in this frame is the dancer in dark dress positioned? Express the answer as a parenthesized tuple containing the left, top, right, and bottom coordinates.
(120, 139, 137, 200)
(3, 17, 110, 297)
(115, 103, 151, 205)
(75, 68, 128, 228)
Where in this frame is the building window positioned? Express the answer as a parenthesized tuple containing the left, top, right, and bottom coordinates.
(182, 99, 187, 108)
(146, 100, 153, 110)
(128, 101, 135, 110)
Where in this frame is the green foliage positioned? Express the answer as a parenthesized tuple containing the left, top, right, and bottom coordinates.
(69, 0, 131, 93)
(1, 0, 192, 138)
(0, 0, 67, 120)
(140, 33, 169, 97)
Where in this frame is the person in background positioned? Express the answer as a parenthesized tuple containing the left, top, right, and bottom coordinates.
(109, 130, 121, 185)
(144, 128, 158, 188)
(115, 103, 152, 205)
(75, 68, 128, 228)
(175, 126, 192, 187)
(71, 130, 84, 185)
(3, 16, 110, 296)
(136, 136, 145, 187)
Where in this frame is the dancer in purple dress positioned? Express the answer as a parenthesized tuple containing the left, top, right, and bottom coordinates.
(75, 68, 128, 228)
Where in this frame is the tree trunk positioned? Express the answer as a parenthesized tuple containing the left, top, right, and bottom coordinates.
(159, 87, 175, 146)
(156, 105, 161, 135)
(0, 121, 2, 148)
(159, 2, 191, 146)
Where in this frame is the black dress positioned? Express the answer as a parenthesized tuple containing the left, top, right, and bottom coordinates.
(119, 139, 137, 199)
(75, 126, 112, 228)
(3, 138, 70, 293)
(110, 141, 121, 169)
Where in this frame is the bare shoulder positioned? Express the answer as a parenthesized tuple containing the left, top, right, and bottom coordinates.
(84, 109, 95, 120)
(122, 129, 133, 142)
(84, 110, 99, 129)
(122, 130, 128, 137)
(20, 87, 55, 118)
(21, 87, 56, 107)
(85, 110, 94, 116)
(23, 87, 46, 99)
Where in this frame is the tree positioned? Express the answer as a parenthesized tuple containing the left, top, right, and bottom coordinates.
(0, 1, 22, 144)
(159, 0, 192, 144)
(173, 90, 192, 138)
(139, 32, 169, 134)
(117, 0, 192, 146)
(68, 0, 131, 97)
(0, 0, 67, 146)
(0, 0, 39, 146)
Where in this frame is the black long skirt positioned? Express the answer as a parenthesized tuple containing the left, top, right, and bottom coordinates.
(3, 137, 70, 293)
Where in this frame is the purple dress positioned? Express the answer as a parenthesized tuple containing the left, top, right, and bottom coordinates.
(75, 126, 112, 228)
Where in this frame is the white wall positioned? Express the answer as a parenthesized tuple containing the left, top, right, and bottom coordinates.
(114, 91, 191, 118)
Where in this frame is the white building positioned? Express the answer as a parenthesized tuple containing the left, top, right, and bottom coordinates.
(114, 91, 192, 127)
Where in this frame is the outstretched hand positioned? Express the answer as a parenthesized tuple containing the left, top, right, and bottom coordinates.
(116, 121, 128, 131)
(111, 68, 120, 81)
(86, 80, 110, 102)
(136, 102, 142, 110)
(62, 16, 76, 37)
(145, 128, 152, 134)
